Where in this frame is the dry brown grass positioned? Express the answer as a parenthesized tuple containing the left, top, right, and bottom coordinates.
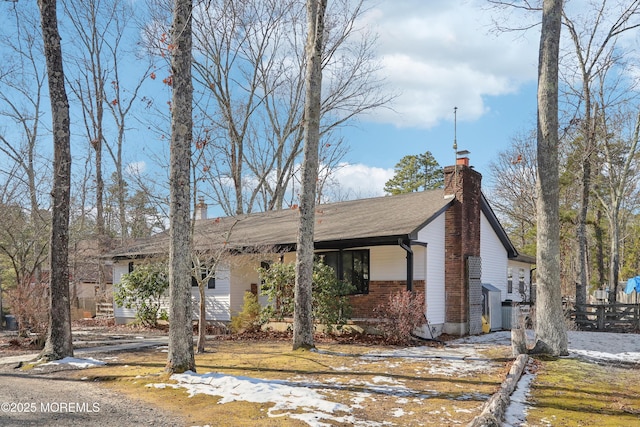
(69, 339, 512, 426)
(525, 357, 640, 426)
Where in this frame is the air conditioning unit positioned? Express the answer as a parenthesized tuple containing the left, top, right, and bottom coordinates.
(482, 283, 502, 332)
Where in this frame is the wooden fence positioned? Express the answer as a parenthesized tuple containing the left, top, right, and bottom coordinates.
(573, 303, 640, 332)
(95, 302, 114, 319)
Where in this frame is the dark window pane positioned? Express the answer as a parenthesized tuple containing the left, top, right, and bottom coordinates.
(192, 265, 215, 288)
(348, 251, 368, 294)
(316, 249, 369, 295)
(322, 252, 339, 275)
(343, 251, 354, 287)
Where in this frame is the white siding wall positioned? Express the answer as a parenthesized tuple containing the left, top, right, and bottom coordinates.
(113, 260, 233, 323)
(228, 256, 268, 316)
(370, 246, 425, 281)
(507, 260, 531, 303)
(480, 213, 508, 299)
(412, 245, 426, 282)
(191, 263, 231, 321)
(417, 213, 446, 327)
(112, 262, 136, 320)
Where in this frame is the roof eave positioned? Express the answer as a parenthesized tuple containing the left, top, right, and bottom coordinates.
(480, 193, 519, 258)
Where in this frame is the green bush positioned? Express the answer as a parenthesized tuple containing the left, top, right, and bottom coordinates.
(258, 262, 295, 322)
(258, 260, 354, 333)
(114, 262, 169, 328)
(311, 262, 354, 332)
(230, 291, 262, 333)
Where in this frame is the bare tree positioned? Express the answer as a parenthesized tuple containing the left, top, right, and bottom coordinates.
(593, 105, 640, 302)
(489, 0, 640, 308)
(103, 11, 155, 241)
(62, 0, 111, 301)
(560, 0, 640, 307)
(0, 199, 49, 340)
(63, 0, 154, 241)
(488, 130, 538, 254)
(166, 0, 195, 374)
(0, 5, 49, 222)
(187, 0, 388, 215)
(533, 0, 568, 356)
(190, 219, 237, 354)
(38, 0, 74, 361)
(0, 3, 51, 297)
(293, 0, 327, 351)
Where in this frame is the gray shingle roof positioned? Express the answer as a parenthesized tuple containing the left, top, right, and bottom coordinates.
(111, 190, 453, 259)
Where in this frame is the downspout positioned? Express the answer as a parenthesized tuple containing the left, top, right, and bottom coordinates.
(529, 267, 537, 304)
(398, 238, 413, 291)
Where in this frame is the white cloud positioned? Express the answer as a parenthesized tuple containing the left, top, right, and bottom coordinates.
(125, 161, 147, 176)
(328, 162, 394, 199)
(359, 0, 539, 129)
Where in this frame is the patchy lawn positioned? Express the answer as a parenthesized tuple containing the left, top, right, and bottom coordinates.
(7, 327, 640, 426)
(524, 357, 640, 427)
(68, 338, 513, 426)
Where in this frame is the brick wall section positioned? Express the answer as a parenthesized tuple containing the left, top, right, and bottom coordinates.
(443, 164, 482, 326)
(349, 280, 426, 318)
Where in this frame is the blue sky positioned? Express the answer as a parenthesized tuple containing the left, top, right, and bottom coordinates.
(114, 0, 542, 214)
(0, 0, 542, 215)
(327, 1, 541, 197)
(119, 0, 543, 214)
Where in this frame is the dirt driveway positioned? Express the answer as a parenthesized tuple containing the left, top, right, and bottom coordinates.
(0, 364, 186, 426)
(0, 327, 186, 426)
(0, 328, 185, 427)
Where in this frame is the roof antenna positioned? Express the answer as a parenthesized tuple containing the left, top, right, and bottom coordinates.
(453, 107, 458, 186)
(453, 106, 458, 154)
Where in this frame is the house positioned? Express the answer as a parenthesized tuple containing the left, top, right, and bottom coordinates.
(110, 159, 535, 337)
(69, 239, 114, 318)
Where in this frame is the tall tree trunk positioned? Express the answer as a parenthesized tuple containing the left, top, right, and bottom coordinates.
(573, 48, 595, 321)
(95, 98, 108, 302)
(95, 75, 107, 299)
(609, 209, 620, 303)
(595, 208, 605, 286)
(293, 0, 327, 351)
(575, 153, 590, 315)
(166, 0, 195, 374)
(116, 131, 127, 240)
(38, 0, 73, 361)
(533, 0, 568, 357)
(197, 282, 206, 353)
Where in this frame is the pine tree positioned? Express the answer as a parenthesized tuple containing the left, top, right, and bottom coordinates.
(384, 151, 443, 195)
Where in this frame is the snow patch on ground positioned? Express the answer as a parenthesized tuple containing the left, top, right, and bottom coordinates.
(41, 357, 106, 369)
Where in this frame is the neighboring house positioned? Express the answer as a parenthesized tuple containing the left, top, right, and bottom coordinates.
(110, 159, 535, 337)
(69, 239, 114, 318)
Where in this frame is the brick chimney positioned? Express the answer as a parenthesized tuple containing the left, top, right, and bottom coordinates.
(195, 196, 208, 220)
(443, 162, 482, 335)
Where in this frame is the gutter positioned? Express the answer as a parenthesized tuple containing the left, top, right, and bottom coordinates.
(398, 238, 413, 291)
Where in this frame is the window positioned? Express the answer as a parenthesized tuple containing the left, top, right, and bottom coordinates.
(258, 261, 271, 294)
(128, 261, 135, 273)
(317, 249, 369, 295)
(192, 265, 215, 289)
(507, 268, 513, 294)
(260, 261, 271, 281)
(518, 268, 526, 295)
